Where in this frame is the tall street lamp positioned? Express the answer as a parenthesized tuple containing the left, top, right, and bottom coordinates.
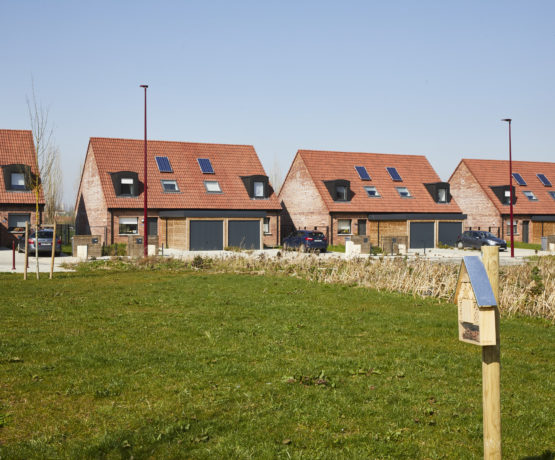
(141, 85, 148, 258)
(501, 118, 514, 258)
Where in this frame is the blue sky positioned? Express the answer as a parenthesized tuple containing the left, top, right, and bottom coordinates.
(1, 1, 554, 207)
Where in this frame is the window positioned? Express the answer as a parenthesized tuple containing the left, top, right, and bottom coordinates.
(204, 180, 222, 193)
(537, 173, 552, 187)
(119, 217, 138, 235)
(549, 191, 555, 201)
(198, 158, 214, 174)
(438, 188, 447, 203)
(120, 177, 135, 195)
(263, 217, 270, 234)
(396, 187, 412, 198)
(8, 213, 30, 231)
(506, 222, 518, 235)
(337, 219, 351, 234)
(161, 180, 179, 193)
(11, 173, 26, 190)
(523, 190, 538, 201)
(364, 186, 380, 197)
(503, 190, 512, 205)
(336, 185, 347, 200)
(254, 181, 265, 198)
(155, 156, 173, 173)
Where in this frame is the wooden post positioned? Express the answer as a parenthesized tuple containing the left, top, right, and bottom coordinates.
(49, 222, 56, 279)
(24, 222, 29, 280)
(481, 246, 501, 459)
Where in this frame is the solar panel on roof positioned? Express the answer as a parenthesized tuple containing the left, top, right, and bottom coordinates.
(198, 158, 214, 174)
(355, 166, 371, 181)
(386, 167, 403, 182)
(537, 173, 552, 186)
(155, 156, 173, 173)
(512, 173, 526, 186)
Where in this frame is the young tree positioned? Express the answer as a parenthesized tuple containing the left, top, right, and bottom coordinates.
(27, 84, 61, 279)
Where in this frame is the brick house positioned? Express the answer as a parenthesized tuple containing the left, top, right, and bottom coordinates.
(75, 137, 281, 250)
(0, 129, 44, 248)
(279, 149, 466, 249)
(449, 159, 555, 244)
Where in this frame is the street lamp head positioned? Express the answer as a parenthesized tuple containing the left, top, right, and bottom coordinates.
(140, 85, 148, 88)
(501, 118, 511, 122)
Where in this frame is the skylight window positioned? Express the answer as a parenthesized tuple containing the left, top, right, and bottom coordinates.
(523, 191, 538, 201)
(396, 186, 411, 198)
(355, 166, 371, 181)
(549, 191, 555, 201)
(512, 173, 526, 186)
(161, 180, 179, 193)
(204, 180, 222, 193)
(198, 158, 214, 174)
(364, 186, 380, 197)
(387, 167, 403, 182)
(155, 156, 173, 173)
(537, 173, 552, 187)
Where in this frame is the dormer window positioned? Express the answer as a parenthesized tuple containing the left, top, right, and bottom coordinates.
(110, 171, 140, 197)
(490, 185, 516, 205)
(11, 173, 25, 190)
(254, 181, 264, 198)
(241, 175, 269, 199)
(336, 185, 347, 200)
(438, 188, 447, 203)
(424, 182, 450, 203)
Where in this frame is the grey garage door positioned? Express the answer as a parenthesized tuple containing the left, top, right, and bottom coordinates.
(438, 222, 462, 247)
(410, 222, 435, 249)
(228, 220, 260, 249)
(189, 220, 223, 251)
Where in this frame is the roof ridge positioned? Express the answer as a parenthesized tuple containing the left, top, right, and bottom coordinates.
(90, 137, 254, 148)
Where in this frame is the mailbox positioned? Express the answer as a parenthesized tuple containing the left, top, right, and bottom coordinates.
(454, 256, 497, 346)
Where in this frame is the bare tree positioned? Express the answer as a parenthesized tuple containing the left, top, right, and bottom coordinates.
(269, 153, 284, 195)
(27, 83, 61, 279)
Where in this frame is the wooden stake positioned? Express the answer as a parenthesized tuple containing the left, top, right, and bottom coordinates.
(49, 222, 56, 279)
(24, 222, 29, 280)
(481, 246, 501, 460)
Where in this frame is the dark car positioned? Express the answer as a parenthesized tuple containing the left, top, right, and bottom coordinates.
(283, 230, 328, 253)
(456, 231, 507, 251)
(18, 229, 61, 256)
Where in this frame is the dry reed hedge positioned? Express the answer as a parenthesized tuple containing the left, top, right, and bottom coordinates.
(207, 254, 554, 321)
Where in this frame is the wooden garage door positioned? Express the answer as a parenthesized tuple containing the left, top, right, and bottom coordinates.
(166, 218, 187, 249)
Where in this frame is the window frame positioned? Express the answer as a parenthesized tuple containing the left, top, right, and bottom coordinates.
(120, 177, 135, 196)
(337, 219, 352, 235)
(549, 191, 555, 201)
(254, 181, 265, 198)
(161, 179, 180, 193)
(364, 185, 380, 198)
(10, 172, 26, 191)
(336, 185, 347, 201)
(438, 188, 448, 203)
(118, 217, 139, 235)
(263, 217, 270, 234)
(7, 213, 31, 232)
(523, 190, 538, 201)
(204, 180, 222, 193)
(396, 186, 412, 198)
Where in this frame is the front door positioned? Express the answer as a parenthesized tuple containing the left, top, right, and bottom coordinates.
(357, 219, 366, 236)
(522, 221, 529, 243)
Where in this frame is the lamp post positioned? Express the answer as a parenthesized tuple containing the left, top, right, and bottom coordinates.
(501, 118, 514, 258)
(140, 85, 148, 257)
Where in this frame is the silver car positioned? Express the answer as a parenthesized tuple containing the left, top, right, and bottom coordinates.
(18, 229, 61, 256)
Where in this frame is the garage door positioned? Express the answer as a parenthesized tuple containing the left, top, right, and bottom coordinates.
(166, 218, 187, 249)
(438, 222, 462, 247)
(228, 220, 260, 249)
(190, 220, 223, 251)
(410, 222, 434, 249)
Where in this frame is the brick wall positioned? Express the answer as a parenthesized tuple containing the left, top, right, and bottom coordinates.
(279, 154, 330, 241)
(263, 211, 280, 247)
(0, 205, 41, 247)
(449, 161, 501, 230)
(75, 145, 109, 243)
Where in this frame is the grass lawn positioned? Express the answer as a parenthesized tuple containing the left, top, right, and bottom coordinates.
(513, 241, 542, 251)
(0, 270, 553, 459)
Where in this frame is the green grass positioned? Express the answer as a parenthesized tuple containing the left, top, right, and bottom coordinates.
(0, 270, 553, 459)
(513, 241, 542, 251)
(327, 244, 346, 252)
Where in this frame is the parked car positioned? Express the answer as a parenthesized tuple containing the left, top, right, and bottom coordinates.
(456, 231, 507, 251)
(18, 229, 61, 256)
(283, 230, 328, 253)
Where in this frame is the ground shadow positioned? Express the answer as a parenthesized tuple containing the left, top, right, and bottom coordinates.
(521, 451, 554, 460)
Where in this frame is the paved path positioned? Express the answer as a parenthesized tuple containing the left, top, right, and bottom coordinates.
(0, 248, 78, 273)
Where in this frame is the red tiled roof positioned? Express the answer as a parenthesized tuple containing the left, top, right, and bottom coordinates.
(297, 150, 463, 214)
(89, 137, 281, 210)
(0, 129, 44, 205)
(460, 159, 555, 215)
